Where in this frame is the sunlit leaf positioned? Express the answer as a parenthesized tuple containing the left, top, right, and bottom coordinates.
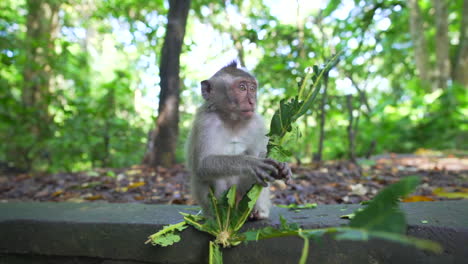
(84, 194, 104, 201)
(51, 190, 64, 197)
(433, 187, 468, 199)
(127, 181, 145, 189)
(402, 195, 435, 202)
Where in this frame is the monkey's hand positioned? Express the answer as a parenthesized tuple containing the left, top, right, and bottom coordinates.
(265, 159, 293, 184)
(245, 157, 284, 187)
(245, 157, 292, 186)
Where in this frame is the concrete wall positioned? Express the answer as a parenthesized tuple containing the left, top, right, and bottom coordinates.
(1, 201, 467, 263)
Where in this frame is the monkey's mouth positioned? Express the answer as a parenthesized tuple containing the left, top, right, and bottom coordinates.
(240, 110, 254, 118)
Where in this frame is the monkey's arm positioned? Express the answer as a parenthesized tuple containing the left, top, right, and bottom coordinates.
(197, 155, 281, 186)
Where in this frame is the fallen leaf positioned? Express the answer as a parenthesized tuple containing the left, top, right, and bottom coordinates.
(126, 169, 142, 176)
(51, 190, 64, 197)
(340, 213, 355, 219)
(128, 182, 145, 189)
(349, 184, 368, 196)
(433, 187, 468, 199)
(134, 195, 145, 200)
(84, 194, 104, 201)
(87, 171, 100, 177)
(402, 195, 435, 202)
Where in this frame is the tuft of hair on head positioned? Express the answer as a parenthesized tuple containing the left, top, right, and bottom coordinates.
(224, 60, 238, 69)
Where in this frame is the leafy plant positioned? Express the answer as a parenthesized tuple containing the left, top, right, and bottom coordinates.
(267, 54, 340, 160)
(147, 176, 441, 263)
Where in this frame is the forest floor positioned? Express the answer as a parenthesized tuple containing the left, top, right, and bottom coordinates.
(1, 153, 467, 206)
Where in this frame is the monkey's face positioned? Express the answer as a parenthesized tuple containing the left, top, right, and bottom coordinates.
(228, 78, 257, 120)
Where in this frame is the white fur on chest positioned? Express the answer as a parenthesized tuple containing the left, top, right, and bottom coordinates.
(226, 135, 248, 155)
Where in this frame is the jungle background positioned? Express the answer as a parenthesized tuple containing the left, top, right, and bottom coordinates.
(1, 0, 467, 205)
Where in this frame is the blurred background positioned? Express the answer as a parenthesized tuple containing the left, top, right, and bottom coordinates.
(1, 0, 466, 173)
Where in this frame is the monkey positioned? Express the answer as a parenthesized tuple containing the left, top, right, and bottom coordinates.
(186, 61, 292, 219)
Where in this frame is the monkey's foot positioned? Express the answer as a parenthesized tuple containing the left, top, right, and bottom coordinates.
(249, 209, 269, 220)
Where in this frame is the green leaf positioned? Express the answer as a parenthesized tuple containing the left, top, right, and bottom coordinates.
(232, 184, 263, 232)
(208, 188, 224, 232)
(180, 212, 218, 236)
(209, 241, 223, 264)
(245, 225, 441, 253)
(340, 213, 355, 219)
(145, 221, 188, 247)
(277, 203, 317, 210)
(279, 215, 300, 230)
(333, 228, 442, 253)
(226, 185, 237, 209)
(322, 0, 341, 18)
(349, 176, 420, 233)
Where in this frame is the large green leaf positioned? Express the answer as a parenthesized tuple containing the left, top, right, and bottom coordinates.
(231, 184, 263, 232)
(332, 228, 441, 252)
(349, 176, 420, 233)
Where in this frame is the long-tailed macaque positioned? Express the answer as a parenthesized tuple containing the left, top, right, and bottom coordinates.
(186, 61, 291, 219)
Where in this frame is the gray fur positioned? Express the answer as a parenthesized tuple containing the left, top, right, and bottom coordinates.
(186, 66, 291, 219)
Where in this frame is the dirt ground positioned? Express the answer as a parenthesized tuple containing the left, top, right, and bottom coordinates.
(1, 154, 467, 206)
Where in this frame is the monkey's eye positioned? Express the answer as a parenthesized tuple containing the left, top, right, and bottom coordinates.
(239, 83, 247, 91)
(249, 85, 256, 92)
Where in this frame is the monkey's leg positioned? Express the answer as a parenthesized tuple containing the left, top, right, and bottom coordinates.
(250, 186, 271, 220)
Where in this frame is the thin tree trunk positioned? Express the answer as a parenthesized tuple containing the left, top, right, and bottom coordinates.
(408, 0, 430, 83)
(346, 95, 357, 162)
(314, 73, 328, 162)
(453, 0, 468, 86)
(433, 0, 450, 89)
(296, 0, 306, 59)
(143, 0, 191, 168)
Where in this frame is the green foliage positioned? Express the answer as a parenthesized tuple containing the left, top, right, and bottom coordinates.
(181, 184, 263, 248)
(2, 0, 466, 171)
(242, 177, 442, 261)
(267, 55, 340, 161)
(349, 176, 420, 233)
(145, 221, 188, 247)
(148, 177, 441, 263)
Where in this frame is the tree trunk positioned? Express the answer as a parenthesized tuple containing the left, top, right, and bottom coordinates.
(433, 0, 450, 89)
(408, 0, 430, 84)
(143, 0, 191, 168)
(452, 0, 468, 86)
(346, 95, 357, 162)
(23, 0, 59, 123)
(20, 0, 60, 169)
(314, 73, 328, 163)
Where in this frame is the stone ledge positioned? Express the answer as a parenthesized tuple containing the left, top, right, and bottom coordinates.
(0, 200, 467, 264)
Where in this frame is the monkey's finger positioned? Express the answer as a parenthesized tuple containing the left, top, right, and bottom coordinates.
(264, 159, 289, 178)
(254, 167, 276, 182)
(257, 162, 279, 177)
(280, 163, 292, 177)
(263, 158, 282, 170)
(247, 168, 268, 187)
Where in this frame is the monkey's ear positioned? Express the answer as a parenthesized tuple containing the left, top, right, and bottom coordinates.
(201, 80, 211, 100)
